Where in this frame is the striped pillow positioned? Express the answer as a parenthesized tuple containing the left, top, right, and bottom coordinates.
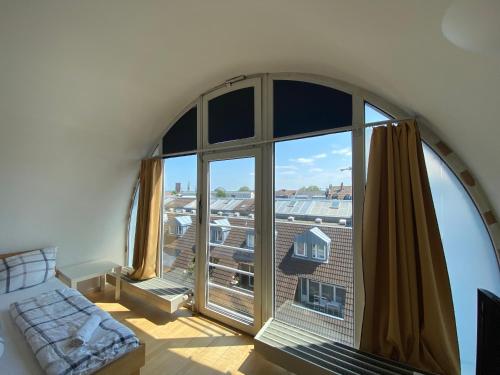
(0, 247, 57, 294)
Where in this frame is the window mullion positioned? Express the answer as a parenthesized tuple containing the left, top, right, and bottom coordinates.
(352, 94, 365, 349)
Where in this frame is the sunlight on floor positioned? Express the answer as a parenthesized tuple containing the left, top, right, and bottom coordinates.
(87, 287, 291, 375)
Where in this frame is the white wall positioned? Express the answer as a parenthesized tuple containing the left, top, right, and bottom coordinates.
(1, 1, 499, 266)
(0, 120, 140, 265)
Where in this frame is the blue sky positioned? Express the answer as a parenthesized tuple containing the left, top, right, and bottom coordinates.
(275, 133, 352, 190)
(163, 134, 353, 192)
(163, 104, 390, 193)
(164, 155, 197, 193)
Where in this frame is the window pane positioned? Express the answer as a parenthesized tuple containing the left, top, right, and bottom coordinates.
(322, 284, 334, 302)
(127, 187, 139, 267)
(207, 157, 256, 322)
(309, 281, 319, 303)
(162, 107, 197, 155)
(424, 145, 500, 374)
(208, 88, 254, 144)
(162, 155, 197, 290)
(273, 80, 352, 138)
(274, 132, 354, 345)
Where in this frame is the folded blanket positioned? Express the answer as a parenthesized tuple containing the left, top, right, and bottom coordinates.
(10, 287, 139, 375)
(71, 315, 102, 347)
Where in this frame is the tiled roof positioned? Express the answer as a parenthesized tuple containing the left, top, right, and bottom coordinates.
(162, 210, 353, 345)
(274, 220, 354, 345)
(164, 197, 197, 210)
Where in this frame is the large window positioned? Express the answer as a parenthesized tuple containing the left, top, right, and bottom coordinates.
(274, 132, 354, 346)
(128, 75, 500, 363)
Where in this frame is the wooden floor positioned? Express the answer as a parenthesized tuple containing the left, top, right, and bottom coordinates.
(86, 287, 292, 375)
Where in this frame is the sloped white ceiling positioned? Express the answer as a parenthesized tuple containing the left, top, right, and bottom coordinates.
(0, 0, 498, 265)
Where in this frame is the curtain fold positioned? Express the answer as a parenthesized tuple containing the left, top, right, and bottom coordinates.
(130, 159, 163, 281)
(360, 121, 460, 375)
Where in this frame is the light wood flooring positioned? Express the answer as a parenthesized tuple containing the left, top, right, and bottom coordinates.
(86, 287, 292, 375)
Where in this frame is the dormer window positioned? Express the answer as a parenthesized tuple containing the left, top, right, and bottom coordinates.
(172, 215, 192, 237)
(293, 227, 331, 263)
(210, 218, 230, 244)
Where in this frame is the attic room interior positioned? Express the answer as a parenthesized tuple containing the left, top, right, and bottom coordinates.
(1, 1, 499, 375)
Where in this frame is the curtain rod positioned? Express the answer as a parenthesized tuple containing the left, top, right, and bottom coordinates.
(146, 117, 416, 160)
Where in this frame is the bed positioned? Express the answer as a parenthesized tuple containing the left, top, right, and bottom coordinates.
(0, 250, 145, 375)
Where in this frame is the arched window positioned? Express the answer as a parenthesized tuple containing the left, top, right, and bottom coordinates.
(128, 74, 500, 371)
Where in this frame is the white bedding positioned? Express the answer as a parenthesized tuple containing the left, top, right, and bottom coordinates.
(0, 277, 65, 374)
(10, 287, 138, 375)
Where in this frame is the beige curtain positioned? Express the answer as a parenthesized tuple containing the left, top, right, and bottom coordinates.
(360, 121, 460, 375)
(130, 159, 163, 280)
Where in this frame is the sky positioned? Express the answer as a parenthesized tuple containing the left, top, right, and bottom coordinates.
(274, 132, 352, 190)
(163, 104, 389, 193)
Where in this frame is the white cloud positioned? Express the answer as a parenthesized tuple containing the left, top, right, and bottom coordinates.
(313, 153, 327, 159)
(290, 157, 314, 164)
(332, 147, 352, 157)
(275, 165, 298, 170)
(280, 170, 297, 175)
(309, 168, 323, 173)
(249, 172, 255, 176)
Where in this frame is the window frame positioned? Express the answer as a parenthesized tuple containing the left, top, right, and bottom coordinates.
(294, 241, 307, 257)
(202, 77, 262, 150)
(296, 277, 346, 319)
(311, 243, 327, 261)
(128, 72, 500, 351)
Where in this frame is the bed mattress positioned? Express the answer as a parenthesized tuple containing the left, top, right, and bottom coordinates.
(0, 278, 77, 374)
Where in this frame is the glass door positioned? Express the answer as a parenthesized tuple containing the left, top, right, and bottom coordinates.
(198, 149, 261, 334)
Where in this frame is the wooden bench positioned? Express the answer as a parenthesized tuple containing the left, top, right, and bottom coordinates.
(118, 270, 192, 314)
(255, 319, 434, 375)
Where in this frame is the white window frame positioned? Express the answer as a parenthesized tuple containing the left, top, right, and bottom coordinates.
(130, 73, 431, 346)
(213, 228, 223, 243)
(202, 77, 262, 150)
(297, 278, 346, 319)
(198, 147, 263, 336)
(294, 241, 307, 257)
(312, 243, 327, 261)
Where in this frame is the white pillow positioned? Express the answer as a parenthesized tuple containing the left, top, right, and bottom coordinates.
(0, 247, 57, 294)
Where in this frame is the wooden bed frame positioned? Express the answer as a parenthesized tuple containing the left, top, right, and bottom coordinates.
(0, 250, 146, 375)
